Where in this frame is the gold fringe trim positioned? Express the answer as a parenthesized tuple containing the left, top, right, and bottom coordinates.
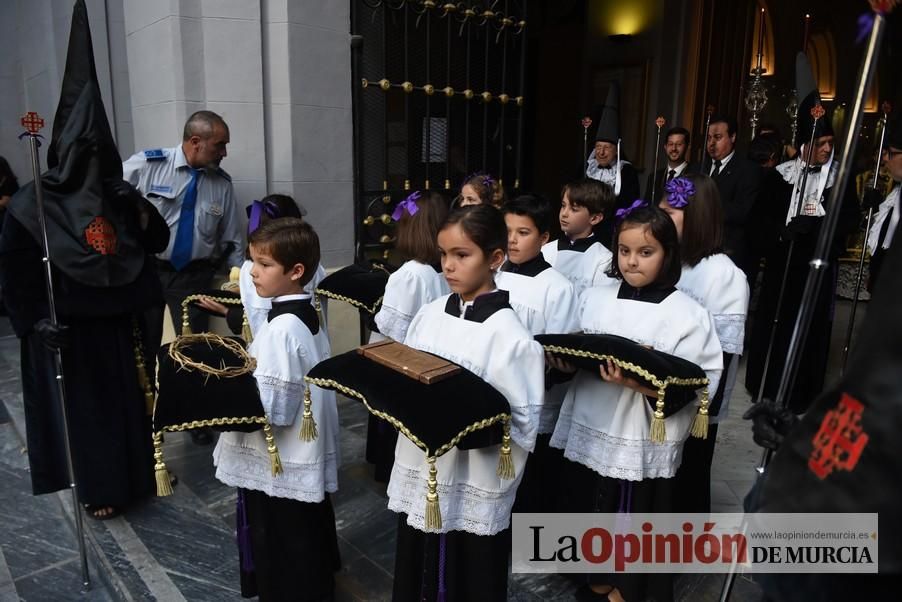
(690, 387, 710, 439)
(649, 388, 667, 443)
(153, 433, 173, 497)
(496, 419, 515, 480)
(299, 388, 318, 442)
(263, 423, 283, 476)
(424, 457, 442, 530)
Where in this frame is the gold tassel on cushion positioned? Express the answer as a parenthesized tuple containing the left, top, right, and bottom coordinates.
(424, 456, 442, 530)
(496, 419, 515, 480)
(299, 387, 318, 442)
(313, 294, 325, 325)
(649, 387, 667, 443)
(181, 309, 193, 335)
(241, 312, 253, 344)
(153, 433, 173, 497)
(263, 423, 283, 476)
(132, 327, 156, 416)
(690, 387, 710, 440)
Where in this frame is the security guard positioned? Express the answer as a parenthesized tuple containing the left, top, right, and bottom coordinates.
(123, 110, 243, 445)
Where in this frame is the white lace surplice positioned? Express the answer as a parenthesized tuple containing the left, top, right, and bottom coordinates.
(374, 260, 449, 343)
(386, 297, 545, 535)
(550, 285, 723, 481)
(213, 309, 340, 502)
(541, 240, 613, 297)
(495, 267, 581, 433)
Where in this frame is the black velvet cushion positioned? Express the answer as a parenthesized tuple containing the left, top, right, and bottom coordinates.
(306, 350, 509, 454)
(154, 336, 264, 433)
(537, 333, 708, 417)
(314, 262, 393, 315)
(184, 289, 241, 318)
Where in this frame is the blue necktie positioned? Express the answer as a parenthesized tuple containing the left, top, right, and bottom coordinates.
(170, 168, 200, 270)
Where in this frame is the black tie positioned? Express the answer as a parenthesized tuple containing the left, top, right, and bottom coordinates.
(666, 169, 676, 182)
(711, 160, 722, 178)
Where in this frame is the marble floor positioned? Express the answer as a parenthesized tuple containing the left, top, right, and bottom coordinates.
(0, 288, 867, 601)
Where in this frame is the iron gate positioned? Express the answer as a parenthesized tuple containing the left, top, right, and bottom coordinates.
(351, 0, 528, 259)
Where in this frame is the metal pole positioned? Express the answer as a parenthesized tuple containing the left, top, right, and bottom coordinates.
(841, 105, 890, 374)
(650, 117, 665, 201)
(25, 133, 91, 588)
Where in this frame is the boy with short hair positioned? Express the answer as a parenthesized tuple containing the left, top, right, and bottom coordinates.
(496, 194, 579, 512)
(541, 179, 615, 296)
(213, 218, 340, 601)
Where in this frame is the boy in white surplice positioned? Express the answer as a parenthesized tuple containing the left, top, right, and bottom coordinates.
(213, 218, 340, 601)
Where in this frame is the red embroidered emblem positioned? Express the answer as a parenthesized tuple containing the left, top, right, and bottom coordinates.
(808, 393, 869, 480)
(84, 217, 117, 255)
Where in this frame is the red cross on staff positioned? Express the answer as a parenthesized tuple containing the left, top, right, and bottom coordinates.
(20, 111, 45, 134)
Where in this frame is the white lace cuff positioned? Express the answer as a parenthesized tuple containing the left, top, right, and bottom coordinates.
(257, 375, 303, 426)
(374, 304, 414, 342)
(714, 313, 746, 355)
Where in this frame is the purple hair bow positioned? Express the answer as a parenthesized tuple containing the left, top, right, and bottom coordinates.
(247, 199, 280, 234)
(615, 199, 647, 222)
(466, 172, 495, 188)
(664, 177, 695, 209)
(391, 191, 421, 221)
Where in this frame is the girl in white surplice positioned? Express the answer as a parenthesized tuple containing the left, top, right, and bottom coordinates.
(549, 204, 722, 602)
(388, 204, 545, 601)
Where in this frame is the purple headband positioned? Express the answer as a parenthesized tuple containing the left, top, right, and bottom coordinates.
(663, 177, 695, 209)
(615, 199, 647, 222)
(391, 191, 421, 221)
(247, 199, 280, 234)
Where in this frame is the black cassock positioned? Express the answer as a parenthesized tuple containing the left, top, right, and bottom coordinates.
(745, 171, 860, 413)
(0, 205, 168, 506)
(0, 0, 171, 506)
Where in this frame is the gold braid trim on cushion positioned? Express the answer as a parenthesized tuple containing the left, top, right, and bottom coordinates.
(304, 375, 512, 531)
(152, 417, 282, 496)
(541, 345, 708, 389)
(168, 333, 256, 379)
(180, 294, 245, 335)
(154, 416, 267, 433)
(313, 288, 384, 315)
(304, 376, 509, 456)
(542, 344, 710, 442)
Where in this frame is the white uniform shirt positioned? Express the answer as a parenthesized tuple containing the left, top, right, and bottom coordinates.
(213, 293, 339, 502)
(240, 259, 327, 338)
(123, 145, 244, 267)
(496, 256, 581, 434)
(550, 283, 723, 481)
(541, 237, 613, 297)
(387, 293, 545, 535)
(374, 260, 449, 342)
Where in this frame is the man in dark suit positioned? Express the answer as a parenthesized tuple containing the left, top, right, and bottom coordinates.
(706, 115, 762, 277)
(645, 126, 699, 202)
